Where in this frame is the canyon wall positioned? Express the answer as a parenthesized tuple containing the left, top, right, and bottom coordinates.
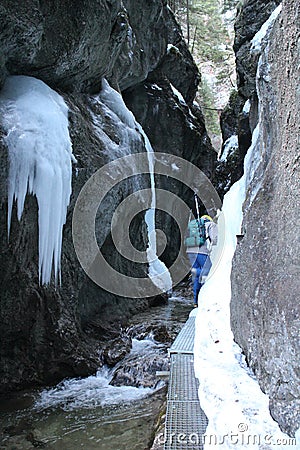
(231, 0, 300, 436)
(0, 1, 215, 391)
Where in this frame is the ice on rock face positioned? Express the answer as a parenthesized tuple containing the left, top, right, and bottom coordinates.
(98, 79, 172, 293)
(0, 75, 75, 285)
(250, 4, 282, 54)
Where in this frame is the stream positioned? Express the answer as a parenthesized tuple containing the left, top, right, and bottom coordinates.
(0, 288, 193, 450)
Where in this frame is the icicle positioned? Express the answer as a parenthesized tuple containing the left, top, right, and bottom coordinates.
(0, 75, 75, 284)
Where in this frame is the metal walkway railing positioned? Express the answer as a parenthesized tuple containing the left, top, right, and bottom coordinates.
(163, 313, 208, 450)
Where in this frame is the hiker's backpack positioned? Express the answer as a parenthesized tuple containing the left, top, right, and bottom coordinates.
(185, 218, 207, 248)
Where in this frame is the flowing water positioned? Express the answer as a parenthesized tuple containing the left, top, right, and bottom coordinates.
(0, 291, 193, 450)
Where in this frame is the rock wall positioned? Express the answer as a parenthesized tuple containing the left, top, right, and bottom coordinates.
(234, 0, 282, 99)
(123, 8, 215, 265)
(231, 0, 300, 436)
(0, 0, 168, 93)
(0, 91, 150, 391)
(216, 0, 282, 197)
(0, 1, 215, 391)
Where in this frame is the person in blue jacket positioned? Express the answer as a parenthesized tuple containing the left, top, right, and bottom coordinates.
(185, 215, 218, 307)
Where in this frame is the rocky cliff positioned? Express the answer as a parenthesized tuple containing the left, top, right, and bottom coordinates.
(230, 0, 300, 436)
(216, 0, 282, 198)
(0, 1, 215, 392)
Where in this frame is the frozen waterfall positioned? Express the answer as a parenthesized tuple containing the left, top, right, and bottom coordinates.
(0, 75, 75, 284)
(98, 80, 172, 293)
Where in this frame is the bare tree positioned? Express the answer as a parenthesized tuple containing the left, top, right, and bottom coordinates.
(186, 0, 190, 45)
(191, 25, 197, 54)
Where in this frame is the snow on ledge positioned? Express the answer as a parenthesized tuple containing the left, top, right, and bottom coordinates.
(170, 83, 186, 105)
(0, 75, 75, 284)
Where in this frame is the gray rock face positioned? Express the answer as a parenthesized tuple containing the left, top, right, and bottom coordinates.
(0, 0, 170, 93)
(234, 0, 281, 99)
(0, 1, 214, 392)
(219, 90, 243, 144)
(218, 0, 282, 198)
(0, 91, 150, 391)
(123, 74, 215, 266)
(231, 0, 300, 436)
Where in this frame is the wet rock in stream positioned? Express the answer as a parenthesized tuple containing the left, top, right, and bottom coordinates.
(110, 351, 169, 389)
(101, 335, 132, 367)
(109, 292, 194, 389)
(127, 323, 172, 344)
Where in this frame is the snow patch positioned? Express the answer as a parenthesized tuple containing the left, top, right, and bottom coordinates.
(167, 44, 179, 54)
(150, 84, 163, 91)
(170, 84, 186, 105)
(0, 75, 75, 284)
(171, 163, 180, 171)
(170, 84, 199, 132)
(243, 99, 251, 114)
(219, 135, 238, 162)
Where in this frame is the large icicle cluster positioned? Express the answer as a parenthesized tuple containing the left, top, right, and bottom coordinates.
(0, 75, 75, 284)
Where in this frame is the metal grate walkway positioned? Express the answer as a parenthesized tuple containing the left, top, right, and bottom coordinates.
(163, 314, 208, 449)
(169, 316, 195, 355)
(168, 354, 198, 401)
